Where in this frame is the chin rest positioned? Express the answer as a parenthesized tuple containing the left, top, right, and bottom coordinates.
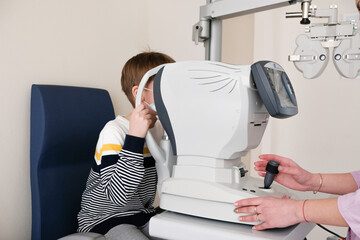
(30, 84, 115, 240)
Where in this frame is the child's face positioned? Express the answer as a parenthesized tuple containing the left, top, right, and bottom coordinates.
(143, 80, 154, 105)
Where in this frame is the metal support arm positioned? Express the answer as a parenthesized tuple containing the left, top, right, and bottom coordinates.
(193, 0, 304, 61)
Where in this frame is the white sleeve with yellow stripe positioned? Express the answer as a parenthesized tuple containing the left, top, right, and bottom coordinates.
(94, 123, 126, 165)
(93, 121, 148, 207)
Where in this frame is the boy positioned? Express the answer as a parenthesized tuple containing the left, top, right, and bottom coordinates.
(78, 52, 175, 239)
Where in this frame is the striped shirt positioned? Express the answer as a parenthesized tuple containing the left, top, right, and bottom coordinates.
(78, 116, 158, 233)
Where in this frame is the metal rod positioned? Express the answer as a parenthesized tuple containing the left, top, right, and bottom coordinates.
(208, 19, 222, 61)
(205, 0, 222, 61)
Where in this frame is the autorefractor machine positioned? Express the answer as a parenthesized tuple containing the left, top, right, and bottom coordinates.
(135, 0, 360, 228)
(136, 60, 298, 225)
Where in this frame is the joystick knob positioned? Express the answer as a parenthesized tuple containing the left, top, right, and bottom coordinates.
(264, 160, 280, 189)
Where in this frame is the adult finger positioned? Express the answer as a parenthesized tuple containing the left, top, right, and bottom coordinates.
(253, 222, 271, 231)
(234, 206, 260, 215)
(259, 154, 290, 165)
(278, 165, 301, 176)
(254, 160, 268, 168)
(254, 161, 267, 172)
(234, 197, 263, 208)
(238, 214, 259, 223)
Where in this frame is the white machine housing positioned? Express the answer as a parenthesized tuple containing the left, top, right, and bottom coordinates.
(156, 61, 267, 162)
(136, 61, 295, 224)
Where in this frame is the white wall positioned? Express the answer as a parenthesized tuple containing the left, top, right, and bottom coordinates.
(0, 0, 204, 239)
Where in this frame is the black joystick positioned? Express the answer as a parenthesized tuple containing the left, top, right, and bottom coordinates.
(264, 160, 280, 189)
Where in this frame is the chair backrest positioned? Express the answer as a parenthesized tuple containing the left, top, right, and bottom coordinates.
(30, 84, 115, 240)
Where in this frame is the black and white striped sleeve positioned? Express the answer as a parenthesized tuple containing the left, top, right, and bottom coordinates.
(99, 135, 146, 206)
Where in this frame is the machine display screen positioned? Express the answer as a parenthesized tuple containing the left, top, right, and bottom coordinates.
(266, 67, 296, 108)
(251, 61, 298, 119)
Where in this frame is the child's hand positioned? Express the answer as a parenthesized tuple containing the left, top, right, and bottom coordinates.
(147, 106, 157, 129)
(128, 103, 157, 138)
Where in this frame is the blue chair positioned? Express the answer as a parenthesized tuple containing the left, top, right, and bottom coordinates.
(30, 84, 115, 240)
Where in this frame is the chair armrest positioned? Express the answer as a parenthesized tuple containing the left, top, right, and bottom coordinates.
(58, 232, 105, 240)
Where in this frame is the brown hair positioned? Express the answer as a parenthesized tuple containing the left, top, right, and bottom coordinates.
(121, 51, 175, 107)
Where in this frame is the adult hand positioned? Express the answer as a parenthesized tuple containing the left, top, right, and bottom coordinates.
(234, 196, 304, 230)
(128, 102, 157, 138)
(256, 154, 318, 192)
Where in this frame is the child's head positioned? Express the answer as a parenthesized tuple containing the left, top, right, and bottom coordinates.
(121, 51, 175, 107)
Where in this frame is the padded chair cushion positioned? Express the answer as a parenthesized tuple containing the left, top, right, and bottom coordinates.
(30, 85, 115, 240)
